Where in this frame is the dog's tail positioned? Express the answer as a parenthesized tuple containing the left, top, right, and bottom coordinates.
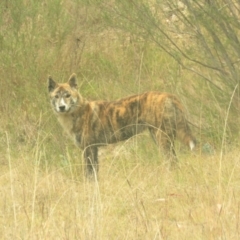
(177, 118, 196, 150)
(164, 95, 196, 150)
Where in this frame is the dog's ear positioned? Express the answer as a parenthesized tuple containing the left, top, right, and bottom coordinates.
(48, 76, 58, 92)
(68, 73, 78, 89)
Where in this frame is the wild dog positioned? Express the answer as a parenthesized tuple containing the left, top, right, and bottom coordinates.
(48, 73, 196, 178)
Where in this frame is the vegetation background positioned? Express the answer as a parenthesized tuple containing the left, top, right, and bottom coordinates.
(0, 0, 240, 239)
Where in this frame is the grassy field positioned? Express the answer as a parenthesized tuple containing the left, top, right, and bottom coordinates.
(1, 138, 240, 239)
(1, 0, 240, 239)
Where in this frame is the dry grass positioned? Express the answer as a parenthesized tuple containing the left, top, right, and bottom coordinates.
(1, 135, 240, 239)
(1, 1, 240, 239)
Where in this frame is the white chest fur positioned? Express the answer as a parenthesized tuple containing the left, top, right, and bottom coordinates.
(57, 114, 75, 138)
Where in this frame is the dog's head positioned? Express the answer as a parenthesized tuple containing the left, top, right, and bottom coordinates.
(48, 73, 79, 114)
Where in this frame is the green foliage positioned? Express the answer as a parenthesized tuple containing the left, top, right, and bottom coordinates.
(0, 0, 239, 163)
(98, 0, 240, 142)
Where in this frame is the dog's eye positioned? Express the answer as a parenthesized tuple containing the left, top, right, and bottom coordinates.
(55, 95, 59, 99)
(65, 94, 71, 98)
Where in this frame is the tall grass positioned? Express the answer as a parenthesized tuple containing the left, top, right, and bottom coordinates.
(0, 0, 240, 238)
(1, 134, 240, 239)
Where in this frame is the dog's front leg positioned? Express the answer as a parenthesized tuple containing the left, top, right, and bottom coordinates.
(84, 145, 99, 179)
